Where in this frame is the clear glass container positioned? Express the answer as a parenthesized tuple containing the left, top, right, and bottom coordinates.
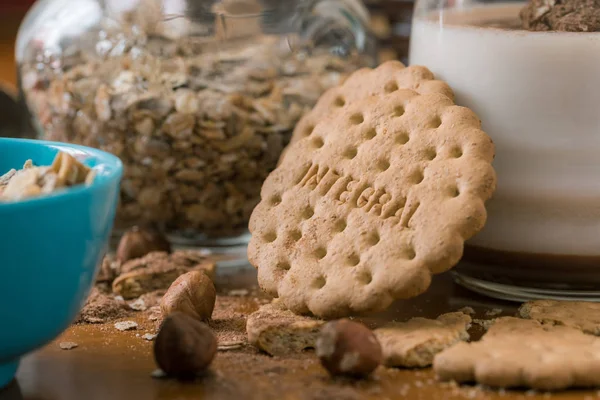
(16, 0, 376, 261)
(410, 0, 600, 301)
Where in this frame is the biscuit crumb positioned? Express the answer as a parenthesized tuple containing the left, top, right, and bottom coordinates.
(59, 341, 78, 350)
(458, 306, 476, 316)
(473, 318, 496, 331)
(228, 289, 250, 297)
(142, 333, 156, 341)
(218, 341, 245, 351)
(150, 369, 167, 379)
(114, 321, 138, 331)
(485, 308, 503, 317)
(129, 298, 147, 311)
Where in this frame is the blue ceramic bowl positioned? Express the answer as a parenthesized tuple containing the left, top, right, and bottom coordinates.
(0, 138, 122, 389)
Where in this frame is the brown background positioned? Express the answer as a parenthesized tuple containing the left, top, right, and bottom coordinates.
(0, 7, 23, 89)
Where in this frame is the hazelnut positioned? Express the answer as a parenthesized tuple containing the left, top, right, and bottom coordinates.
(316, 319, 382, 378)
(160, 271, 216, 321)
(116, 226, 171, 263)
(153, 312, 217, 378)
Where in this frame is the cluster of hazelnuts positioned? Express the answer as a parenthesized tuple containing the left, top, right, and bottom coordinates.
(119, 227, 383, 380)
(115, 227, 218, 379)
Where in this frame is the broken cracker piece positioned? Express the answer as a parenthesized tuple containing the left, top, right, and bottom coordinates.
(519, 299, 600, 335)
(112, 250, 216, 299)
(434, 317, 600, 390)
(374, 312, 471, 368)
(246, 300, 325, 356)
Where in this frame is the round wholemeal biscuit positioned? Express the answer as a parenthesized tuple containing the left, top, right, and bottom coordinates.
(249, 86, 496, 318)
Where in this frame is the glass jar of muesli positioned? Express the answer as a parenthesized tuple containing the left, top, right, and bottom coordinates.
(16, 0, 376, 256)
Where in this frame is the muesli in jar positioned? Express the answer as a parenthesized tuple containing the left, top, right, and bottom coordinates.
(20, 4, 373, 240)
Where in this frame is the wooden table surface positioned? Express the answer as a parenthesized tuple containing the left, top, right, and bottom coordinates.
(0, 7, 598, 400)
(0, 269, 596, 400)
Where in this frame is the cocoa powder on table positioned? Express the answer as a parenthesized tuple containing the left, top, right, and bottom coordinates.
(75, 287, 130, 324)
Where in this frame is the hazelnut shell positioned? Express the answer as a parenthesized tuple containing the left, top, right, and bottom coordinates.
(316, 319, 382, 378)
(160, 271, 216, 321)
(153, 312, 217, 378)
(116, 226, 171, 263)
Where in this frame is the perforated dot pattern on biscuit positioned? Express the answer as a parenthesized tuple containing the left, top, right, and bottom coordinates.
(289, 229, 302, 242)
(263, 231, 277, 243)
(289, 61, 455, 147)
(312, 137, 324, 148)
(343, 147, 358, 160)
(364, 128, 377, 140)
(350, 113, 364, 125)
(269, 194, 282, 206)
(249, 69, 496, 319)
(334, 97, 346, 107)
(397, 133, 410, 145)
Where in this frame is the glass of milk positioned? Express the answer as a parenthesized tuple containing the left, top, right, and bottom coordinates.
(410, 0, 600, 301)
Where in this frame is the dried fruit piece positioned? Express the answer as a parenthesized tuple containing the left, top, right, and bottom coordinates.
(160, 271, 216, 321)
(154, 312, 217, 378)
(316, 319, 382, 378)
